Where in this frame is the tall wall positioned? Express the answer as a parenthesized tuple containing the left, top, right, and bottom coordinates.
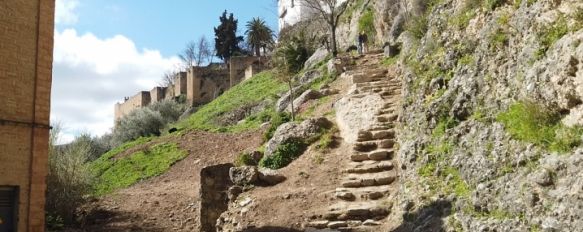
(150, 86, 166, 103)
(114, 91, 151, 122)
(187, 66, 230, 106)
(229, 56, 268, 87)
(174, 72, 187, 97)
(0, 0, 55, 231)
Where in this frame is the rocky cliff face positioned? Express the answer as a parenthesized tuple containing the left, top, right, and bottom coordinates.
(378, 0, 583, 231)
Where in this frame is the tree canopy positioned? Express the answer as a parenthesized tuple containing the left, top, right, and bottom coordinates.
(214, 10, 244, 62)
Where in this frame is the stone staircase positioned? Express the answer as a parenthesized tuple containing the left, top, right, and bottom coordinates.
(306, 53, 401, 232)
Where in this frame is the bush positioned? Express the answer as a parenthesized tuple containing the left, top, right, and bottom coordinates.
(497, 102, 583, 153)
(405, 14, 429, 40)
(235, 152, 257, 166)
(112, 99, 186, 146)
(272, 31, 315, 74)
(263, 111, 291, 141)
(46, 126, 94, 225)
(259, 138, 307, 169)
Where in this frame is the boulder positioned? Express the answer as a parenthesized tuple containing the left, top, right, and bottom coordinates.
(299, 70, 322, 85)
(288, 89, 323, 112)
(276, 85, 304, 112)
(229, 166, 259, 185)
(304, 47, 329, 69)
(265, 117, 332, 156)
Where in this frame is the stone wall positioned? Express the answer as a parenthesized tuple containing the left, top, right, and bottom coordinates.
(187, 66, 230, 106)
(229, 56, 269, 87)
(199, 164, 234, 232)
(174, 71, 187, 97)
(0, 0, 55, 231)
(149, 86, 166, 103)
(114, 91, 151, 122)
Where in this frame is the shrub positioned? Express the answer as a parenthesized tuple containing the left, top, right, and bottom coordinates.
(535, 16, 568, 59)
(46, 126, 94, 225)
(149, 99, 186, 124)
(235, 152, 257, 166)
(483, 0, 505, 11)
(259, 138, 307, 169)
(497, 102, 583, 153)
(273, 31, 315, 74)
(405, 14, 429, 40)
(113, 108, 165, 145)
(263, 111, 292, 141)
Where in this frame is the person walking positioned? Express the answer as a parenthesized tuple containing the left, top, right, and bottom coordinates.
(358, 32, 364, 55)
(361, 31, 369, 54)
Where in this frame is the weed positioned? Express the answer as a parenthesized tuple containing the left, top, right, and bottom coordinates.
(484, 0, 505, 11)
(405, 14, 429, 40)
(497, 101, 583, 153)
(235, 152, 257, 166)
(259, 138, 308, 169)
(535, 16, 568, 59)
(490, 28, 508, 50)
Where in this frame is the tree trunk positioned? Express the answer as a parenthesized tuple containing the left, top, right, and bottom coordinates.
(288, 80, 295, 121)
(331, 25, 338, 57)
(255, 45, 261, 57)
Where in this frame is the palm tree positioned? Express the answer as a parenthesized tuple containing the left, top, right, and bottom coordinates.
(245, 17, 274, 56)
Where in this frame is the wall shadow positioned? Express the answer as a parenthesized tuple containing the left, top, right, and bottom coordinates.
(391, 199, 453, 232)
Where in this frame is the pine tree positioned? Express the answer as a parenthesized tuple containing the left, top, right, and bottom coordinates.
(214, 10, 244, 63)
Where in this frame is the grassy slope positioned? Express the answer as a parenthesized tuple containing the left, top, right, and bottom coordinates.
(90, 71, 286, 195)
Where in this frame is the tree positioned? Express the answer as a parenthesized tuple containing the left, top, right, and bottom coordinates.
(195, 36, 212, 66)
(214, 10, 244, 63)
(302, 0, 351, 57)
(245, 17, 275, 56)
(178, 41, 196, 68)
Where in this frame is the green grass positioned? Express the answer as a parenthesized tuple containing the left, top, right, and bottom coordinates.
(497, 102, 583, 153)
(449, 10, 476, 29)
(381, 56, 398, 66)
(535, 16, 569, 59)
(490, 28, 508, 50)
(176, 71, 287, 132)
(91, 142, 187, 195)
(235, 152, 257, 166)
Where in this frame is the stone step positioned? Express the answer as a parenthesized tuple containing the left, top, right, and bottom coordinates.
(350, 149, 394, 162)
(335, 185, 391, 201)
(306, 220, 364, 230)
(341, 172, 396, 188)
(324, 202, 391, 221)
(353, 139, 395, 152)
(345, 160, 394, 174)
(376, 114, 398, 123)
(357, 130, 395, 142)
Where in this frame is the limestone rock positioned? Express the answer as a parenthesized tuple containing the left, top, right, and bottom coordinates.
(229, 166, 259, 185)
(288, 89, 323, 112)
(304, 47, 329, 69)
(258, 168, 286, 185)
(265, 117, 332, 156)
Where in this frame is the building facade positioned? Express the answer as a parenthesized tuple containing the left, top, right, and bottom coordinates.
(0, 0, 55, 231)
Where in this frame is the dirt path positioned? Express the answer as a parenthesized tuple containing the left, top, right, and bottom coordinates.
(67, 130, 264, 232)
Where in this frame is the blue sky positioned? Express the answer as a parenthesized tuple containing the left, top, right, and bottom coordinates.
(56, 0, 278, 57)
(51, 0, 279, 143)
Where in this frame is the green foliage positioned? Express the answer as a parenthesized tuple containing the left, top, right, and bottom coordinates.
(259, 138, 308, 169)
(490, 28, 509, 50)
(235, 152, 257, 166)
(316, 126, 338, 150)
(458, 54, 474, 66)
(483, 0, 505, 11)
(46, 126, 95, 225)
(245, 17, 274, 56)
(263, 111, 292, 141)
(341, 0, 365, 23)
(527, 0, 537, 6)
(273, 31, 315, 74)
(214, 10, 244, 61)
(449, 10, 476, 29)
(433, 116, 458, 138)
(91, 142, 187, 195)
(113, 99, 185, 146)
(535, 16, 569, 59)
(177, 72, 287, 131)
(381, 57, 399, 66)
(497, 102, 583, 153)
(405, 14, 429, 40)
(358, 8, 376, 41)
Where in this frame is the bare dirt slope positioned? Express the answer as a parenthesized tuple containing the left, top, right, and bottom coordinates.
(67, 131, 263, 232)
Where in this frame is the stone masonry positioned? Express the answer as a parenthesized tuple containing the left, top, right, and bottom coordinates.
(0, 0, 55, 231)
(114, 56, 269, 122)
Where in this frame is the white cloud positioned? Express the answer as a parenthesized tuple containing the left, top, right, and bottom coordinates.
(51, 29, 180, 143)
(55, 0, 80, 25)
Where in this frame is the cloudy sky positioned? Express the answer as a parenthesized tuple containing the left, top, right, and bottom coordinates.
(52, 0, 278, 143)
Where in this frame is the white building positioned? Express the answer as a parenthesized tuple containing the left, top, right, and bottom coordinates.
(278, 0, 348, 31)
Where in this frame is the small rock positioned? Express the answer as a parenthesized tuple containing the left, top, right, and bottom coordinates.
(239, 197, 252, 207)
(258, 168, 287, 185)
(229, 166, 259, 185)
(363, 219, 381, 226)
(532, 169, 553, 187)
(327, 221, 348, 229)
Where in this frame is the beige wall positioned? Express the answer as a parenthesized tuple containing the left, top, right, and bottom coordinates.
(229, 56, 268, 87)
(150, 87, 166, 103)
(174, 72, 187, 97)
(0, 0, 55, 231)
(186, 67, 230, 106)
(114, 91, 151, 122)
